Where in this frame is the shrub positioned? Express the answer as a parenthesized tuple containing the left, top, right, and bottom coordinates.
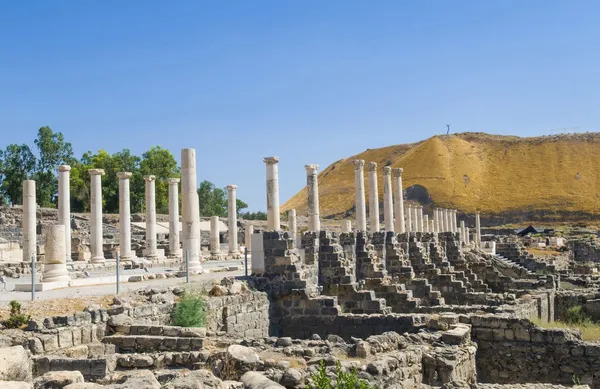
(5, 300, 30, 329)
(565, 305, 592, 325)
(307, 361, 376, 389)
(172, 292, 205, 327)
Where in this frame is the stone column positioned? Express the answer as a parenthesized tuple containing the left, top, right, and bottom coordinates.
(89, 169, 105, 263)
(341, 220, 352, 232)
(244, 225, 254, 251)
(475, 212, 482, 248)
(414, 206, 420, 232)
(392, 168, 405, 233)
(432, 208, 438, 233)
(22, 180, 36, 262)
(424, 214, 429, 233)
(144, 175, 158, 259)
(181, 149, 203, 272)
(418, 206, 424, 232)
(429, 219, 435, 234)
(118, 172, 133, 261)
(465, 227, 470, 244)
(42, 225, 70, 283)
(288, 209, 297, 238)
(406, 204, 412, 232)
(57, 165, 71, 262)
(210, 216, 220, 255)
(305, 164, 320, 231)
(454, 210, 459, 233)
(367, 162, 380, 232)
(227, 185, 239, 256)
(264, 157, 280, 231)
(460, 220, 466, 244)
(352, 160, 367, 231)
(382, 166, 394, 232)
(443, 209, 449, 232)
(167, 178, 181, 258)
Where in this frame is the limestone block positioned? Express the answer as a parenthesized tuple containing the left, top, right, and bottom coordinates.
(0, 346, 31, 382)
(240, 372, 285, 389)
(0, 382, 31, 389)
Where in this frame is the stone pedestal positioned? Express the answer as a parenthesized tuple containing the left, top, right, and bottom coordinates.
(167, 178, 182, 258)
(89, 169, 105, 263)
(341, 220, 352, 232)
(264, 157, 280, 231)
(118, 172, 133, 261)
(181, 149, 203, 272)
(353, 160, 367, 231)
(144, 175, 158, 259)
(58, 165, 71, 262)
(305, 164, 320, 231)
(227, 185, 239, 256)
(367, 162, 379, 232)
(42, 225, 70, 283)
(210, 216, 221, 257)
(392, 168, 405, 233)
(382, 166, 394, 232)
(22, 180, 36, 263)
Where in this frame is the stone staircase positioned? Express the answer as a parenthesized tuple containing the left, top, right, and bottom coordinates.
(494, 254, 535, 276)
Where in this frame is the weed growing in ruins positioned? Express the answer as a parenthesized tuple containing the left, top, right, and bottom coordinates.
(4, 300, 30, 329)
(564, 306, 592, 325)
(172, 292, 205, 327)
(306, 360, 376, 389)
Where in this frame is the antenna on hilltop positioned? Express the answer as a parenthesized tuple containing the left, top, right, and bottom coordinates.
(446, 124, 451, 135)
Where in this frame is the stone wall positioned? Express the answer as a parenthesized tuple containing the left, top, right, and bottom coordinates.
(555, 290, 600, 321)
(204, 291, 270, 338)
(569, 239, 600, 263)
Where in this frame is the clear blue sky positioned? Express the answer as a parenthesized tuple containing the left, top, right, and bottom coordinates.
(1, 0, 599, 211)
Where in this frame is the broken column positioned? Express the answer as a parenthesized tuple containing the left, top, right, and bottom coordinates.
(406, 204, 412, 232)
(288, 209, 297, 238)
(22, 180, 36, 262)
(57, 165, 71, 262)
(264, 156, 280, 231)
(210, 216, 221, 256)
(144, 175, 158, 259)
(227, 185, 239, 256)
(341, 220, 352, 232)
(118, 172, 133, 261)
(465, 227, 470, 244)
(367, 162, 380, 232)
(475, 212, 482, 247)
(392, 168, 405, 233)
(353, 160, 367, 231)
(244, 224, 254, 251)
(167, 178, 181, 258)
(89, 169, 105, 263)
(181, 148, 203, 272)
(382, 166, 394, 232)
(305, 164, 321, 231)
(42, 225, 70, 283)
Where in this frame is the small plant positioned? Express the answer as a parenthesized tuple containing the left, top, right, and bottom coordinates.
(306, 361, 376, 389)
(572, 374, 581, 385)
(565, 306, 591, 325)
(5, 300, 30, 329)
(172, 292, 205, 327)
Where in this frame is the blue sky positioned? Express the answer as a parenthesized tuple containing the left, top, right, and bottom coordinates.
(1, 0, 599, 211)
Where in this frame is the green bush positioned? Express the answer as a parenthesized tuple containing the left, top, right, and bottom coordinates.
(565, 305, 592, 325)
(5, 300, 30, 329)
(172, 293, 205, 327)
(306, 361, 376, 389)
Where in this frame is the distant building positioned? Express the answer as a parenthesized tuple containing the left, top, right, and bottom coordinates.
(515, 225, 554, 237)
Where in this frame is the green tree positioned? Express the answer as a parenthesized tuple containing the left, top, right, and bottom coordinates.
(235, 199, 248, 216)
(197, 180, 226, 217)
(33, 126, 73, 207)
(0, 144, 36, 205)
(139, 146, 179, 214)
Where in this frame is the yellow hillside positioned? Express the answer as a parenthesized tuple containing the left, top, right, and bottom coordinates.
(282, 132, 600, 219)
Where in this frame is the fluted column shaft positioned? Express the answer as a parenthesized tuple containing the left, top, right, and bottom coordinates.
(352, 160, 367, 231)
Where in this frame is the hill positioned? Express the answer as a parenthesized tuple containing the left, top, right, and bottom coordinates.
(282, 132, 600, 224)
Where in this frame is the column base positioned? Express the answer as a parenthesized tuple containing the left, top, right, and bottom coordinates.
(168, 250, 182, 259)
(42, 263, 70, 283)
(90, 257, 106, 264)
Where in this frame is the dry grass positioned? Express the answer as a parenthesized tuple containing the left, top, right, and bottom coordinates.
(526, 248, 561, 257)
(0, 295, 112, 321)
(531, 317, 600, 341)
(282, 132, 600, 218)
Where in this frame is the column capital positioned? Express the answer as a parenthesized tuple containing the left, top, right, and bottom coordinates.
(392, 167, 404, 178)
(58, 165, 71, 172)
(382, 166, 392, 175)
(88, 169, 105, 176)
(264, 156, 279, 165)
(144, 175, 156, 182)
(367, 162, 377, 172)
(352, 159, 365, 169)
(227, 184, 237, 191)
(117, 172, 132, 180)
(167, 178, 180, 184)
(305, 164, 319, 175)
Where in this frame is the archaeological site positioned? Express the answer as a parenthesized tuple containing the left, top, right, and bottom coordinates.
(1, 145, 600, 389)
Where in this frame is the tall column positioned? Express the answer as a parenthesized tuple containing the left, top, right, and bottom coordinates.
(89, 169, 105, 263)
(305, 164, 321, 231)
(227, 185, 239, 255)
(144, 175, 158, 259)
(443, 209, 449, 232)
(424, 214, 429, 233)
(475, 212, 482, 248)
(413, 206, 420, 232)
(418, 206, 424, 232)
(367, 162, 380, 232)
(341, 220, 352, 232)
(460, 220, 466, 244)
(465, 227, 471, 244)
(429, 219, 435, 234)
(42, 225, 70, 283)
(352, 160, 367, 231)
(181, 149, 203, 272)
(288, 209, 297, 237)
(22, 180, 36, 262)
(58, 165, 71, 262)
(432, 208, 438, 233)
(264, 157, 280, 231)
(454, 210, 459, 233)
(118, 172, 133, 260)
(382, 166, 394, 232)
(167, 178, 181, 258)
(244, 225, 254, 251)
(406, 204, 412, 232)
(392, 168, 405, 233)
(210, 216, 220, 255)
